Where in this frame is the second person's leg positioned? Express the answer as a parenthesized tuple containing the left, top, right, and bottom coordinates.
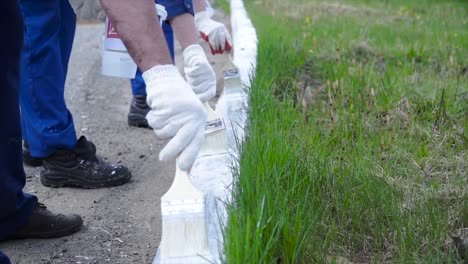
(128, 22, 175, 128)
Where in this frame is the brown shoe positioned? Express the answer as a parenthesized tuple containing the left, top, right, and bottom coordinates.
(9, 203, 83, 239)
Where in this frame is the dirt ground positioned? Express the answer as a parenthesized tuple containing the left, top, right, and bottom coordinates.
(0, 8, 230, 264)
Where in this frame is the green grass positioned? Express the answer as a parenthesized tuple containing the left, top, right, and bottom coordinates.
(224, 0, 467, 263)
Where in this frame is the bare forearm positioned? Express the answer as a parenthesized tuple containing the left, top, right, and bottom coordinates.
(169, 13, 199, 50)
(192, 0, 206, 14)
(100, 0, 172, 71)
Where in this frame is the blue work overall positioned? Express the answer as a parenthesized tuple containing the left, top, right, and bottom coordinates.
(0, 0, 38, 262)
(19, 0, 78, 158)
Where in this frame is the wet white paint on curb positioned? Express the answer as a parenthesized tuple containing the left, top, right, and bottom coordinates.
(153, 0, 257, 262)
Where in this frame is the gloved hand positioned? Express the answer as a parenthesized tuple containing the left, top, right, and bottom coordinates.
(194, 11, 233, 54)
(183, 44, 217, 102)
(143, 65, 207, 171)
(69, 0, 106, 22)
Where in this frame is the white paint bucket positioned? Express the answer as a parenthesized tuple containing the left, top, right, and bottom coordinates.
(101, 4, 168, 79)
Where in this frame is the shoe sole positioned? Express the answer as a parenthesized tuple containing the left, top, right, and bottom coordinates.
(128, 115, 150, 129)
(40, 172, 132, 189)
(10, 219, 83, 240)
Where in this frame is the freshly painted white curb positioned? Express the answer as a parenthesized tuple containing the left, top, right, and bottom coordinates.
(153, 0, 257, 262)
(230, 0, 258, 89)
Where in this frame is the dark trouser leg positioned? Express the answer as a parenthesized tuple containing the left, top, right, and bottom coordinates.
(0, 251, 11, 264)
(0, 0, 38, 242)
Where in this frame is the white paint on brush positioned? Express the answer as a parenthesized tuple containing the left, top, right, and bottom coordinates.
(160, 217, 210, 262)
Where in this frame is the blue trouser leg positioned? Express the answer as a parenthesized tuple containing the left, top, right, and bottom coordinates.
(0, 0, 38, 244)
(59, 0, 76, 80)
(158, 0, 194, 19)
(19, 0, 78, 158)
(130, 22, 175, 96)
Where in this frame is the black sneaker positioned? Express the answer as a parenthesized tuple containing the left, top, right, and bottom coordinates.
(40, 136, 132, 189)
(8, 203, 83, 239)
(22, 140, 97, 167)
(128, 95, 151, 128)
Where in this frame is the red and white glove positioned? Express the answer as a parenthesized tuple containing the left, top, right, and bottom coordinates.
(194, 11, 233, 55)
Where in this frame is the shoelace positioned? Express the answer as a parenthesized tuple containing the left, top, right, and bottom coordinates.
(35, 202, 54, 216)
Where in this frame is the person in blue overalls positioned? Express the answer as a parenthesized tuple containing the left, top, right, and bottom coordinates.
(1, 1, 83, 263)
(18, 0, 132, 188)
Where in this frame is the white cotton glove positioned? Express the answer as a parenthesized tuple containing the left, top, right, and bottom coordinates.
(143, 65, 207, 171)
(194, 11, 233, 54)
(69, 0, 106, 22)
(183, 44, 217, 102)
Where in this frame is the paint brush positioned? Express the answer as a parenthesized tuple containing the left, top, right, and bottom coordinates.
(158, 161, 211, 263)
(223, 55, 243, 96)
(197, 102, 230, 157)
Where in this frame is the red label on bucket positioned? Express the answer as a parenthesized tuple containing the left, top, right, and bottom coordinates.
(106, 20, 119, 39)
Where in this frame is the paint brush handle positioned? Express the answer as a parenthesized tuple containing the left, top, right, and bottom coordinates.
(223, 54, 239, 74)
(161, 161, 203, 201)
(204, 102, 217, 120)
(203, 102, 226, 134)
